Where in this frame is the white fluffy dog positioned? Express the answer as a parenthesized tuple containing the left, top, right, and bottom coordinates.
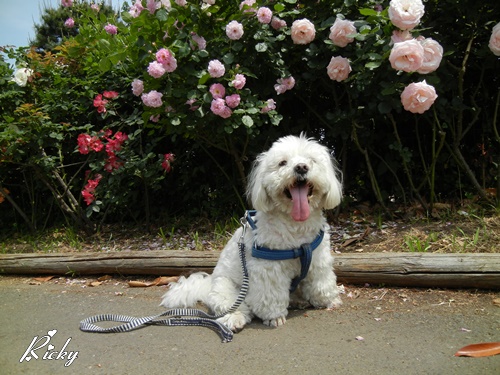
(161, 134, 343, 331)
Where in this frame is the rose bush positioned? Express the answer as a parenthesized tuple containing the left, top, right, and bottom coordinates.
(0, 0, 499, 233)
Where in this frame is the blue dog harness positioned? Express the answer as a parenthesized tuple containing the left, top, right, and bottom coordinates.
(245, 210, 325, 293)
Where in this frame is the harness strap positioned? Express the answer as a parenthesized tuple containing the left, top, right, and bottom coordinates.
(246, 210, 324, 292)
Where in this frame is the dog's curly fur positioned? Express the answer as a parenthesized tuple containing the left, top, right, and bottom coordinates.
(161, 134, 343, 331)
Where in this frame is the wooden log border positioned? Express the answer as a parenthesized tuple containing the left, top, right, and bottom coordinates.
(0, 252, 498, 290)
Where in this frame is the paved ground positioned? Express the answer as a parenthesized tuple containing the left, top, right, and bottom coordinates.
(0, 275, 498, 375)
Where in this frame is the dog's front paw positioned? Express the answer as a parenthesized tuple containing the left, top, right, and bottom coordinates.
(217, 311, 250, 332)
(262, 316, 286, 328)
(325, 296, 342, 310)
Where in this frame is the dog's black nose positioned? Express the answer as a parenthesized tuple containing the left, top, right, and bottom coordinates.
(294, 163, 309, 175)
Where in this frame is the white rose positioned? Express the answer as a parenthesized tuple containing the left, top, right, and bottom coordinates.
(12, 68, 33, 87)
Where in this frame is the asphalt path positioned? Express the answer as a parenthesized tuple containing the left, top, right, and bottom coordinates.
(0, 276, 498, 375)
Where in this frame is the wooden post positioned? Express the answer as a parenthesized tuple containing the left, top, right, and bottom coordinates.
(0, 252, 498, 289)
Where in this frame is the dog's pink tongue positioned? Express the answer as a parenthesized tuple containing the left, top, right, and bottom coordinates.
(290, 185, 310, 221)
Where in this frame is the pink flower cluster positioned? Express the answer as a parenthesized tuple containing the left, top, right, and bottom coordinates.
(208, 73, 247, 118)
(77, 130, 128, 173)
(148, 48, 177, 78)
(384, 0, 441, 113)
(93, 91, 119, 113)
(389, 37, 443, 74)
(274, 76, 295, 95)
(82, 174, 102, 205)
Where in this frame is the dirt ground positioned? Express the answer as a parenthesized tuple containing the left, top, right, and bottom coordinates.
(0, 275, 498, 375)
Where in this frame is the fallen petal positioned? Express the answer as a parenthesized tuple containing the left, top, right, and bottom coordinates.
(454, 342, 500, 357)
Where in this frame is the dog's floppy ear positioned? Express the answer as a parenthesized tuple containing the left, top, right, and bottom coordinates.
(246, 154, 271, 211)
(323, 157, 343, 210)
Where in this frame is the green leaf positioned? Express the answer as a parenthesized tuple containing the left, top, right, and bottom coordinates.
(365, 61, 381, 70)
(359, 8, 378, 16)
(274, 4, 285, 12)
(255, 43, 268, 52)
(98, 57, 112, 72)
(242, 115, 254, 127)
(222, 53, 234, 65)
(198, 73, 211, 85)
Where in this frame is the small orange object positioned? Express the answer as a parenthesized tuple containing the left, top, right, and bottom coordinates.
(454, 342, 500, 357)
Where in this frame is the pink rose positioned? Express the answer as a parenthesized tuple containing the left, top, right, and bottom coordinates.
(129, 0, 145, 17)
(210, 98, 226, 114)
(257, 7, 273, 24)
(156, 48, 172, 64)
(329, 18, 356, 48)
(290, 19, 316, 45)
(104, 23, 118, 35)
(226, 21, 244, 40)
(271, 17, 287, 30)
(400, 81, 437, 114)
(146, 0, 159, 14)
(225, 94, 241, 108)
(488, 22, 500, 56)
(131, 79, 144, 96)
(232, 74, 246, 90)
(155, 48, 177, 72)
(388, 0, 425, 31)
(389, 39, 424, 72)
(391, 30, 413, 44)
(163, 55, 177, 73)
(61, 0, 73, 7)
(274, 76, 295, 95)
(141, 90, 163, 108)
(326, 56, 351, 82)
(208, 60, 225, 78)
(175, 0, 187, 6)
(239, 0, 256, 12)
(64, 18, 75, 28)
(261, 99, 276, 113)
(147, 61, 166, 78)
(210, 98, 232, 118)
(209, 83, 226, 99)
(191, 33, 207, 50)
(416, 38, 443, 74)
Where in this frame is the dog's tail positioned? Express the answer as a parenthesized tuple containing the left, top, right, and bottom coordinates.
(160, 272, 212, 308)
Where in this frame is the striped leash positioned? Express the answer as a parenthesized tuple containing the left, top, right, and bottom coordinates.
(80, 213, 251, 343)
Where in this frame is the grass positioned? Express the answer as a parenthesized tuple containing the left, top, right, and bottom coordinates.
(0, 209, 498, 254)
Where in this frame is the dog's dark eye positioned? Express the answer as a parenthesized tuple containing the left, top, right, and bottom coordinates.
(279, 160, 287, 167)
